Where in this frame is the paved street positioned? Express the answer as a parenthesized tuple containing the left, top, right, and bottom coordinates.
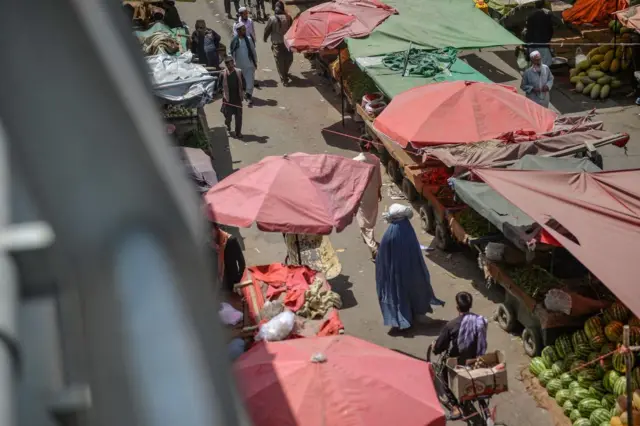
(176, 1, 640, 425)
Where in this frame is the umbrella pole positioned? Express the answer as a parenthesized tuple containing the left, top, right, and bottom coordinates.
(339, 48, 345, 127)
(295, 234, 302, 265)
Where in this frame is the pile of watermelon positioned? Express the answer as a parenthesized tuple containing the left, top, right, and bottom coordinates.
(528, 302, 640, 426)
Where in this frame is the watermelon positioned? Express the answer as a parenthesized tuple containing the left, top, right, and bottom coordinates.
(570, 409, 582, 422)
(573, 418, 591, 426)
(601, 394, 616, 410)
(539, 370, 557, 387)
(629, 316, 640, 327)
(612, 350, 633, 374)
(600, 344, 614, 355)
(613, 376, 638, 396)
(572, 387, 592, 403)
(572, 360, 588, 375)
(590, 335, 607, 351)
(547, 378, 563, 396)
(569, 381, 582, 390)
(585, 316, 604, 339)
(578, 369, 599, 385)
(603, 371, 620, 392)
(556, 389, 572, 405)
(565, 354, 580, 371)
(574, 330, 590, 349)
(556, 335, 574, 359)
(578, 398, 602, 417)
(530, 357, 547, 376)
(561, 372, 575, 388)
(590, 408, 611, 426)
(575, 343, 592, 359)
(598, 422, 609, 426)
(563, 400, 575, 416)
(632, 367, 640, 385)
(589, 383, 605, 400)
(543, 346, 560, 365)
(605, 321, 624, 343)
(606, 303, 629, 323)
(552, 360, 565, 376)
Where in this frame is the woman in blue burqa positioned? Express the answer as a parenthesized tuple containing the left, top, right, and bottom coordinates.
(376, 204, 445, 329)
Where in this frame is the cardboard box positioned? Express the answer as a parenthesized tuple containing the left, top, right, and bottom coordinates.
(446, 351, 508, 402)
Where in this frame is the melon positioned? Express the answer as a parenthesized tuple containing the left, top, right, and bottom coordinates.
(605, 321, 624, 343)
(578, 398, 602, 417)
(530, 357, 547, 376)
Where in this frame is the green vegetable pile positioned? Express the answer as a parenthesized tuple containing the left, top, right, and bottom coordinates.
(163, 105, 197, 119)
(510, 265, 563, 300)
(183, 124, 209, 151)
(456, 208, 497, 238)
(345, 68, 378, 104)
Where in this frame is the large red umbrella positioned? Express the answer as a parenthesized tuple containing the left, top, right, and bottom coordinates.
(373, 81, 557, 149)
(284, 0, 395, 52)
(234, 335, 446, 426)
(204, 153, 374, 235)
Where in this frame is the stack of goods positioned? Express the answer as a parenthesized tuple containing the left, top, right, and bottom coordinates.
(570, 42, 632, 100)
(422, 167, 450, 186)
(457, 208, 499, 239)
(163, 105, 197, 119)
(528, 302, 640, 426)
(329, 56, 378, 103)
(361, 92, 387, 117)
(510, 265, 564, 301)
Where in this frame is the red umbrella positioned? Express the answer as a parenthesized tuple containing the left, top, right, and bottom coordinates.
(373, 81, 557, 149)
(234, 335, 446, 426)
(204, 153, 374, 235)
(284, 1, 395, 52)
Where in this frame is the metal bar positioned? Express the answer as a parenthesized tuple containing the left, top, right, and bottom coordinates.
(624, 325, 634, 426)
(0, 1, 249, 425)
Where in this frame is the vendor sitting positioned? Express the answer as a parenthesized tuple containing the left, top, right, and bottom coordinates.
(191, 19, 222, 69)
(211, 223, 245, 292)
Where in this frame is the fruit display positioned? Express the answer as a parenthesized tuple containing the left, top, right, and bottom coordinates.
(456, 208, 498, 238)
(510, 265, 564, 301)
(569, 44, 631, 100)
(527, 301, 639, 426)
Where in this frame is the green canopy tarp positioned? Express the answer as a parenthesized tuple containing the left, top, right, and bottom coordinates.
(346, 0, 523, 58)
(354, 55, 490, 98)
(451, 156, 600, 249)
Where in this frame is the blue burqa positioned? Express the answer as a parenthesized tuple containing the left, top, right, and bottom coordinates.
(376, 217, 444, 329)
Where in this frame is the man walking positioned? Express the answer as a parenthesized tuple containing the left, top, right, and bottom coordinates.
(521, 50, 554, 108)
(230, 24, 258, 106)
(220, 57, 246, 138)
(353, 152, 382, 260)
(264, 1, 294, 86)
(524, 0, 555, 66)
(224, 0, 240, 19)
(191, 20, 222, 69)
(234, 7, 256, 42)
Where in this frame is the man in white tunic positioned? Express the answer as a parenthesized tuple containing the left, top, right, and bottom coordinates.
(353, 153, 382, 259)
(521, 50, 554, 108)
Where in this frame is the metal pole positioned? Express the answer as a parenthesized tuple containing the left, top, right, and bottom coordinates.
(339, 48, 345, 127)
(624, 325, 633, 426)
(0, 125, 17, 426)
(402, 42, 413, 77)
(295, 234, 302, 264)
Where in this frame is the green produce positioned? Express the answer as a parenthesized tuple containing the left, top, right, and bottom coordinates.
(539, 370, 557, 387)
(578, 398, 602, 417)
(552, 360, 566, 376)
(575, 343, 592, 359)
(543, 346, 560, 365)
(605, 50, 615, 63)
(612, 349, 633, 374)
(578, 71, 587, 77)
(576, 82, 585, 93)
(583, 82, 596, 96)
(456, 208, 497, 238)
(564, 400, 575, 416)
(601, 394, 616, 410)
(603, 371, 620, 393)
(610, 58, 621, 73)
(578, 59, 592, 70)
(613, 376, 638, 397)
(630, 317, 640, 327)
(572, 387, 591, 404)
(589, 384, 605, 400)
(571, 76, 582, 84)
(590, 408, 611, 426)
(570, 67, 579, 77)
(591, 335, 607, 351)
(588, 70, 605, 80)
(585, 317, 604, 339)
(605, 321, 624, 343)
(530, 357, 548, 376)
(591, 55, 606, 64)
(548, 378, 563, 396)
(596, 76, 612, 85)
(591, 84, 602, 100)
(574, 330, 590, 348)
(630, 326, 640, 345)
(510, 266, 562, 301)
(600, 60, 611, 72)
(573, 419, 591, 426)
(600, 84, 611, 100)
(561, 372, 575, 388)
(611, 79, 622, 89)
(570, 409, 582, 422)
(557, 336, 573, 359)
(581, 76, 595, 85)
(570, 381, 582, 390)
(557, 389, 572, 405)
(565, 354, 580, 371)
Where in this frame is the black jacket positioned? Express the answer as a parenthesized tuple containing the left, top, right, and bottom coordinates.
(433, 313, 481, 363)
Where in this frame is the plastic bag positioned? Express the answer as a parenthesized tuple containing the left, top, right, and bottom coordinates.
(255, 311, 295, 342)
(485, 242, 505, 262)
(219, 302, 243, 326)
(517, 50, 528, 70)
(383, 203, 413, 223)
(365, 100, 387, 117)
(361, 92, 384, 108)
(574, 47, 587, 68)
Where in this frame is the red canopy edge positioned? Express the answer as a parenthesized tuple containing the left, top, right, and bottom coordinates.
(472, 168, 640, 317)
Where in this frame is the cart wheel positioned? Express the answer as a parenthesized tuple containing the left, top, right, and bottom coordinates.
(522, 327, 543, 357)
(402, 178, 418, 202)
(435, 220, 454, 252)
(496, 303, 518, 332)
(419, 203, 436, 234)
(387, 159, 402, 184)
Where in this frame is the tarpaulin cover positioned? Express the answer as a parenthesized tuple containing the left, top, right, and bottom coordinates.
(615, 5, 640, 31)
(354, 55, 490, 98)
(346, 0, 522, 58)
(204, 153, 374, 235)
(451, 156, 600, 250)
(178, 147, 218, 193)
(234, 335, 446, 426)
(472, 168, 640, 317)
(284, 0, 395, 52)
(373, 81, 557, 148)
(422, 129, 615, 173)
(562, 0, 628, 25)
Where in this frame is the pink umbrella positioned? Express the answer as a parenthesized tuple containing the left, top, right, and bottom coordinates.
(204, 153, 374, 235)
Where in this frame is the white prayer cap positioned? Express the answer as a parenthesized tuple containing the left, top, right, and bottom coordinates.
(238, 6, 247, 12)
(530, 50, 541, 60)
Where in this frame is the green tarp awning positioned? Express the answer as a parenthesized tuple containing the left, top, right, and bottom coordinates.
(346, 0, 523, 58)
(354, 55, 490, 98)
